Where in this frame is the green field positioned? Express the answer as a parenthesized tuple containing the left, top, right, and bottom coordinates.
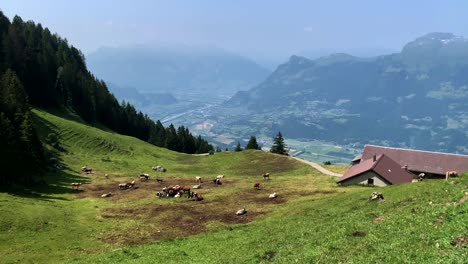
(0, 110, 466, 263)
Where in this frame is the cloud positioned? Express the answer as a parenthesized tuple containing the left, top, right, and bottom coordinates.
(105, 20, 113, 27)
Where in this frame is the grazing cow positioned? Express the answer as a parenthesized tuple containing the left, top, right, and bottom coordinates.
(118, 183, 127, 190)
(236, 208, 247, 215)
(71, 183, 82, 190)
(195, 176, 203, 183)
(101, 192, 112, 198)
(152, 166, 166, 172)
(212, 178, 222, 185)
(369, 192, 385, 201)
(263, 173, 270, 180)
(446, 171, 458, 181)
(139, 176, 148, 182)
(192, 184, 202, 189)
(269, 192, 278, 199)
(253, 182, 261, 190)
(216, 175, 225, 179)
(418, 173, 425, 181)
(156, 191, 163, 198)
(196, 193, 203, 201)
(105, 174, 109, 179)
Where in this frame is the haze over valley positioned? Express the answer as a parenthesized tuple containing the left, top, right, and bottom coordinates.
(1, 2, 468, 263)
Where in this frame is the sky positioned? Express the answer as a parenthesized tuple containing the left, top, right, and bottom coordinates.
(2, 0, 468, 65)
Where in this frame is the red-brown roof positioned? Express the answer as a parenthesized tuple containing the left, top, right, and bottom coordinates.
(338, 154, 414, 185)
(361, 145, 468, 175)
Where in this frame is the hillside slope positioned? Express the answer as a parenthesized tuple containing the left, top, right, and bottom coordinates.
(1, 110, 466, 263)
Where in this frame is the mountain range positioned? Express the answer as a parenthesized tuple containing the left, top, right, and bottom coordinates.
(217, 33, 468, 154)
(86, 45, 271, 96)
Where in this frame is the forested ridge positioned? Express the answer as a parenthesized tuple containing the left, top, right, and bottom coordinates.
(0, 12, 213, 185)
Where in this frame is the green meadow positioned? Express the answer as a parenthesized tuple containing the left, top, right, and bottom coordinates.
(0, 110, 466, 263)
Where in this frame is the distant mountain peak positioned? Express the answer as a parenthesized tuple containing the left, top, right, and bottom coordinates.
(402, 32, 467, 53)
(288, 55, 311, 64)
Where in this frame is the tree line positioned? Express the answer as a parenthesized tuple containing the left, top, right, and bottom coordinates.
(0, 12, 212, 184)
(233, 133, 288, 155)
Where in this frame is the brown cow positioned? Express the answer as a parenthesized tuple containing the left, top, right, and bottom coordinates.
(253, 182, 261, 190)
(446, 171, 458, 181)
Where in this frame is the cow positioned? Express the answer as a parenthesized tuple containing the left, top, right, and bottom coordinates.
(195, 176, 203, 183)
(236, 208, 247, 215)
(446, 171, 458, 181)
(180, 185, 191, 196)
(212, 178, 222, 185)
(263, 173, 270, 180)
(369, 192, 384, 201)
(269, 192, 278, 199)
(101, 192, 112, 198)
(71, 182, 82, 190)
(216, 175, 225, 179)
(253, 182, 261, 190)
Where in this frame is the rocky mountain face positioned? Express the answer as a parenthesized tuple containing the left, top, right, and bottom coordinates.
(86, 45, 271, 96)
(224, 33, 468, 153)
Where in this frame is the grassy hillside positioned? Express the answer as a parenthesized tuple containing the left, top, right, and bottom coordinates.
(0, 110, 466, 263)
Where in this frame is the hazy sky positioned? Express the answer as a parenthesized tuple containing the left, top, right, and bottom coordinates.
(2, 0, 468, 63)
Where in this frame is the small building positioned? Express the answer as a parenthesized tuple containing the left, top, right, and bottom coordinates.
(355, 145, 468, 178)
(338, 154, 414, 187)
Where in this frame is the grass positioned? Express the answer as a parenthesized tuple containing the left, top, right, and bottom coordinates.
(0, 109, 466, 263)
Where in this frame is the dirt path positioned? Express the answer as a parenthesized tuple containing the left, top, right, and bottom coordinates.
(292, 157, 343, 177)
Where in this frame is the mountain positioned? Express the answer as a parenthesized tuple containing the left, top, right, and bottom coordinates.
(86, 45, 271, 96)
(223, 33, 468, 154)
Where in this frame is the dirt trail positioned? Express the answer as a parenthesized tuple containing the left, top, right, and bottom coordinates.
(292, 157, 343, 177)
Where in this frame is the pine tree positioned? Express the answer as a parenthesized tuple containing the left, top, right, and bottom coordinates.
(270, 131, 288, 155)
(235, 141, 242, 152)
(245, 136, 260, 150)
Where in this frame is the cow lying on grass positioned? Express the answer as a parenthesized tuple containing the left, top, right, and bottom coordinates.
(119, 181, 136, 190)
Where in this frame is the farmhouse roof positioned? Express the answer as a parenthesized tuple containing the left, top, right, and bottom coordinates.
(361, 145, 468, 175)
(351, 154, 362, 162)
(338, 154, 414, 185)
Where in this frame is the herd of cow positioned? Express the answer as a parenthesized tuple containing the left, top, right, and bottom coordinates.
(74, 165, 278, 214)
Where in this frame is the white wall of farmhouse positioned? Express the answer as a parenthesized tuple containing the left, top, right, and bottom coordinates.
(340, 171, 389, 187)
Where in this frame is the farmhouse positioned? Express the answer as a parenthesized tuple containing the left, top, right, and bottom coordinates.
(341, 145, 468, 186)
(338, 154, 414, 186)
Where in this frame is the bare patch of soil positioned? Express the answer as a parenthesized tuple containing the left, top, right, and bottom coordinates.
(351, 231, 367, 237)
(457, 195, 468, 206)
(451, 236, 467, 247)
(98, 197, 267, 245)
(373, 216, 385, 223)
(434, 215, 444, 226)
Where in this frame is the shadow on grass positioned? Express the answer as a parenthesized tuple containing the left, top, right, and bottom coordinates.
(0, 111, 92, 198)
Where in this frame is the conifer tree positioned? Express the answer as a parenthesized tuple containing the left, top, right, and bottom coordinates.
(245, 136, 260, 150)
(270, 131, 288, 155)
(235, 141, 242, 152)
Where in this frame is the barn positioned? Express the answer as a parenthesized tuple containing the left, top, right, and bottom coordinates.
(338, 154, 414, 186)
(352, 145, 468, 178)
